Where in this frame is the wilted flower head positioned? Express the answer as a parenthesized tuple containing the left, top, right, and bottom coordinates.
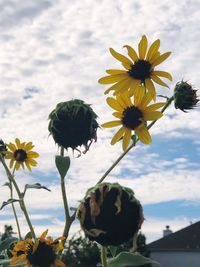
(10, 230, 65, 267)
(174, 81, 199, 112)
(77, 183, 144, 246)
(48, 99, 98, 153)
(0, 139, 7, 157)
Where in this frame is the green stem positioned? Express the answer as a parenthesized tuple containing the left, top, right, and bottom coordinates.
(97, 96, 174, 184)
(9, 176, 22, 240)
(101, 246, 108, 267)
(0, 155, 36, 239)
(59, 147, 75, 241)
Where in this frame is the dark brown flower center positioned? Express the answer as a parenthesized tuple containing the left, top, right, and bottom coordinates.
(27, 241, 56, 267)
(14, 149, 27, 162)
(128, 60, 152, 83)
(122, 106, 143, 129)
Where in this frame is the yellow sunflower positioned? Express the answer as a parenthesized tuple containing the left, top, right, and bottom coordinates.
(5, 138, 39, 171)
(101, 92, 165, 151)
(10, 230, 66, 267)
(98, 35, 172, 100)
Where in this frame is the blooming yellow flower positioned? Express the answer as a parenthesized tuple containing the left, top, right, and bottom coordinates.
(10, 230, 65, 267)
(99, 35, 172, 100)
(5, 138, 39, 171)
(101, 92, 165, 150)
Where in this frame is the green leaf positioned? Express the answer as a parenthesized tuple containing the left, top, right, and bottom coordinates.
(25, 183, 51, 192)
(0, 199, 19, 210)
(108, 246, 118, 257)
(107, 252, 159, 267)
(0, 237, 18, 252)
(55, 155, 70, 179)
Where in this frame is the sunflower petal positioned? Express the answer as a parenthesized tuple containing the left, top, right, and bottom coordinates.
(101, 121, 121, 128)
(5, 151, 14, 159)
(25, 161, 32, 171)
(138, 93, 154, 109)
(113, 77, 133, 95)
(151, 74, 169, 88)
(153, 70, 173, 81)
(122, 129, 132, 151)
(25, 142, 34, 151)
(109, 48, 133, 67)
(104, 78, 131, 94)
(123, 45, 138, 62)
(40, 229, 48, 240)
(9, 159, 15, 169)
(27, 151, 39, 158)
(134, 84, 145, 106)
(138, 35, 148, 59)
(146, 39, 160, 61)
(120, 92, 132, 107)
(151, 51, 171, 66)
(15, 162, 21, 170)
(129, 79, 141, 97)
(111, 127, 126, 145)
(145, 79, 156, 101)
(112, 112, 122, 119)
(144, 102, 165, 112)
(7, 143, 16, 152)
(27, 158, 37, 166)
(98, 74, 128, 84)
(106, 69, 127, 75)
(55, 258, 66, 267)
(15, 138, 22, 149)
(135, 125, 152, 144)
(143, 111, 163, 121)
(106, 97, 124, 111)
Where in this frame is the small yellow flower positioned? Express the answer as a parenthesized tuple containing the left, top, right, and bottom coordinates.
(10, 230, 66, 267)
(5, 138, 39, 171)
(102, 92, 165, 150)
(99, 35, 172, 100)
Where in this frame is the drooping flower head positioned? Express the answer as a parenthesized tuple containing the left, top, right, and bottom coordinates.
(10, 230, 65, 267)
(77, 183, 144, 246)
(99, 35, 172, 100)
(5, 138, 39, 171)
(48, 99, 99, 154)
(101, 92, 165, 150)
(174, 81, 199, 112)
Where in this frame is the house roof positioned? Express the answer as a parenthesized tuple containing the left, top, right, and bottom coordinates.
(147, 221, 200, 251)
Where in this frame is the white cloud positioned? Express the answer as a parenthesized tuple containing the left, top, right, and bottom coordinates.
(0, 0, 199, 243)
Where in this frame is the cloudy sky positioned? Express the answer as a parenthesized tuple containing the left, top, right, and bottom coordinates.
(0, 0, 200, 244)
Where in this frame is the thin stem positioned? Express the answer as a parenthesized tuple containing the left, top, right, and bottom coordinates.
(101, 246, 108, 267)
(59, 147, 75, 240)
(0, 155, 36, 239)
(10, 178, 22, 240)
(97, 96, 174, 184)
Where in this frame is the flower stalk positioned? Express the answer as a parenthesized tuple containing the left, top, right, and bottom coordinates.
(101, 246, 108, 267)
(0, 154, 36, 239)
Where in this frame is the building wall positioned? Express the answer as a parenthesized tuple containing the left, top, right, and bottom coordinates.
(151, 251, 200, 267)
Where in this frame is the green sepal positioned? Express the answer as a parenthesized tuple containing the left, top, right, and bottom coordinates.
(108, 246, 118, 257)
(55, 155, 70, 179)
(107, 252, 159, 267)
(0, 237, 18, 252)
(24, 231, 33, 239)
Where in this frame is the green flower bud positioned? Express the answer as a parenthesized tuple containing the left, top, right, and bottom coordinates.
(174, 81, 199, 112)
(77, 183, 144, 246)
(0, 139, 7, 158)
(48, 99, 98, 153)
